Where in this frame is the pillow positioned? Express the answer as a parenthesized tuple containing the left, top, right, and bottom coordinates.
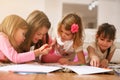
(110, 49, 120, 63)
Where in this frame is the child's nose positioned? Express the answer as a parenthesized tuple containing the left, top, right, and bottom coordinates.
(62, 33, 65, 38)
(103, 41, 107, 45)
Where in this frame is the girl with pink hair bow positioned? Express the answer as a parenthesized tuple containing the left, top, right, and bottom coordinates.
(42, 13, 86, 65)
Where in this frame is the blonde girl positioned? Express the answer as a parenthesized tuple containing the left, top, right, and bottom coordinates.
(0, 15, 50, 63)
(87, 23, 116, 68)
(57, 13, 86, 65)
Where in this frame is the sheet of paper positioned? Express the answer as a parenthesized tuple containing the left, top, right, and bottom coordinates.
(0, 63, 113, 75)
(109, 63, 120, 69)
(63, 65, 113, 75)
(0, 64, 61, 74)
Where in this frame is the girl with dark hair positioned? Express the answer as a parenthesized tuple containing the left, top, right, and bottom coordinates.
(87, 23, 116, 68)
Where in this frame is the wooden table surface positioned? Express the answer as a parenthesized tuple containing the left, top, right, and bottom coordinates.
(0, 71, 120, 80)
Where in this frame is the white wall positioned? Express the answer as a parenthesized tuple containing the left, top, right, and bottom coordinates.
(0, 0, 45, 22)
(59, 0, 120, 48)
(0, 0, 62, 38)
(98, 0, 120, 30)
(98, 0, 120, 47)
(44, 0, 62, 38)
(61, 0, 93, 4)
(0, 0, 119, 47)
(45, 0, 94, 38)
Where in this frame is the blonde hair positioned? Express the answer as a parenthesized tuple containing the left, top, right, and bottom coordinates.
(0, 15, 28, 51)
(58, 13, 84, 49)
(21, 10, 51, 51)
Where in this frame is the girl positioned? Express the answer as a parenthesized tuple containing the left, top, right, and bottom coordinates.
(87, 23, 116, 68)
(20, 10, 52, 62)
(56, 13, 86, 65)
(0, 14, 51, 63)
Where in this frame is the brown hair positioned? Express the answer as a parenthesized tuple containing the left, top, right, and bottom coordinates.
(96, 23, 116, 40)
(20, 10, 51, 52)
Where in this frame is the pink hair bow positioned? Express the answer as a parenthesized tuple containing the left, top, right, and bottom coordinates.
(71, 23, 79, 33)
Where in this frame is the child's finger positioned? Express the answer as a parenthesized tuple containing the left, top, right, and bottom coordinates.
(50, 39, 57, 46)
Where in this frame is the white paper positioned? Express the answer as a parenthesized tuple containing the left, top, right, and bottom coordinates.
(63, 65, 113, 75)
(0, 64, 61, 74)
(0, 64, 113, 75)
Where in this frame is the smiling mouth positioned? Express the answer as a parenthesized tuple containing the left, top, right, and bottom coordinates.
(61, 38, 65, 41)
(101, 46, 108, 48)
(33, 39, 38, 43)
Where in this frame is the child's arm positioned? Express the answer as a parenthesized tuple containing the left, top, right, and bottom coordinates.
(107, 49, 115, 62)
(34, 44, 51, 57)
(0, 37, 35, 63)
(1, 36, 51, 63)
(73, 50, 86, 65)
(58, 50, 86, 65)
(87, 46, 100, 67)
(100, 49, 115, 68)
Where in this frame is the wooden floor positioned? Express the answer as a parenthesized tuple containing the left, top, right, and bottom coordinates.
(0, 71, 120, 80)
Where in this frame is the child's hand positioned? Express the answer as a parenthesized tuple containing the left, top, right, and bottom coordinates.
(50, 38, 65, 54)
(50, 38, 58, 51)
(39, 44, 52, 55)
(90, 56, 100, 67)
(100, 59, 108, 68)
(58, 58, 69, 65)
(50, 38, 57, 46)
(0, 55, 9, 63)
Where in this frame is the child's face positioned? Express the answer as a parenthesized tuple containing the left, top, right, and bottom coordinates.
(14, 27, 27, 46)
(60, 25, 73, 42)
(97, 35, 114, 52)
(32, 26, 48, 43)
